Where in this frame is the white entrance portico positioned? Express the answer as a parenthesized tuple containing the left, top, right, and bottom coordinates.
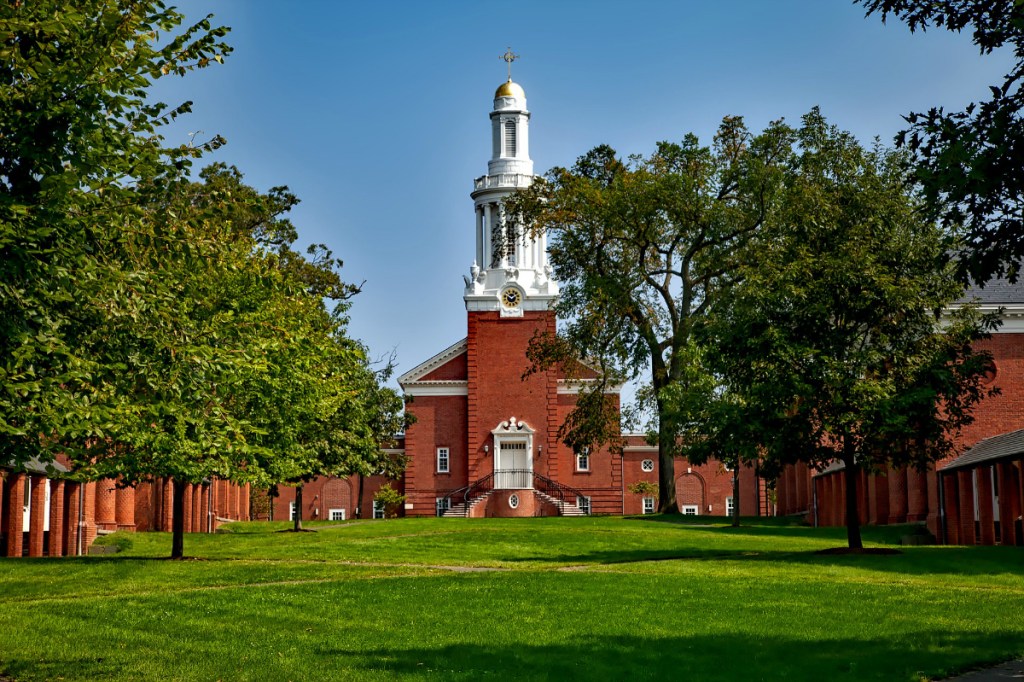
(492, 417, 534, 489)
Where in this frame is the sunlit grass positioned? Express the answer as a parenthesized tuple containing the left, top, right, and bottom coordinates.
(1, 516, 1021, 681)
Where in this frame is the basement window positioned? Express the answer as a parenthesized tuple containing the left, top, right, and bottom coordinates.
(643, 497, 655, 515)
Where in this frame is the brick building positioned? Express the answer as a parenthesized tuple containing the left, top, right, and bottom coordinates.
(388, 74, 756, 519)
(776, 280, 1024, 545)
(0, 456, 250, 557)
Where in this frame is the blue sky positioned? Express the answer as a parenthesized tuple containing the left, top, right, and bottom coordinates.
(155, 0, 1012, 390)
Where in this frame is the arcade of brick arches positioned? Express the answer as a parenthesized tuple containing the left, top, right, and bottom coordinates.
(5, 72, 1023, 556)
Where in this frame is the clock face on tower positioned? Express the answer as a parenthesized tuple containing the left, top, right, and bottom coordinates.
(500, 287, 522, 309)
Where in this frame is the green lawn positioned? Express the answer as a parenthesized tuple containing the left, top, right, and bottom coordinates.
(1, 516, 1021, 681)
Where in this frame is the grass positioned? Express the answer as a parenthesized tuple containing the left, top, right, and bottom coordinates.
(0, 516, 1021, 681)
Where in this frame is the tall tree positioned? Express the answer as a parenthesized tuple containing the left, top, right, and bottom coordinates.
(702, 110, 997, 548)
(508, 117, 792, 512)
(0, 0, 230, 469)
(856, 0, 1024, 284)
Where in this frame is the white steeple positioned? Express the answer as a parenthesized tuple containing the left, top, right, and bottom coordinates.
(464, 58, 558, 316)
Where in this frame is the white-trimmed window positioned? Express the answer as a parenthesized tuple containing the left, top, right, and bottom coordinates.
(289, 501, 297, 521)
(372, 501, 385, 519)
(643, 497, 655, 515)
(576, 495, 591, 515)
(435, 497, 450, 517)
(576, 447, 590, 472)
(436, 447, 450, 473)
(509, 493, 520, 509)
(682, 505, 698, 516)
(641, 459, 654, 472)
(328, 508, 345, 521)
(726, 496, 735, 517)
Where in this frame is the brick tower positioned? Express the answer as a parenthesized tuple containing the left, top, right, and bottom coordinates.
(399, 71, 620, 518)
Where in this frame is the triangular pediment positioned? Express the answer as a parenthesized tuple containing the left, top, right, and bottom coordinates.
(398, 338, 468, 387)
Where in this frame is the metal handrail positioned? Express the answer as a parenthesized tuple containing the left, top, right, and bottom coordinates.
(533, 471, 587, 511)
(440, 469, 589, 517)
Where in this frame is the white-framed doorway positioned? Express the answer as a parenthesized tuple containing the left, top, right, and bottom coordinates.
(491, 417, 535, 490)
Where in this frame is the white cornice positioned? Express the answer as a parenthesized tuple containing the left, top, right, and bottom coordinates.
(557, 379, 624, 395)
(398, 338, 467, 386)
(943, 304, 1024, 333)
(403, 381, 469, 397)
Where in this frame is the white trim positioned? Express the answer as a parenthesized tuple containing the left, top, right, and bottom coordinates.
(402, 382, 469, 397)
(682, 505, 699, 516)
(642, 497, 655, 515)
(557, 379, 624, 395)
(328, 508, 346, 521)
(380, 448, 406, 456)
(436, 447, 450, 473)
(372, 501, 385, 519)
(398, 338, 467, 386)
(943, 305, 1024, 333)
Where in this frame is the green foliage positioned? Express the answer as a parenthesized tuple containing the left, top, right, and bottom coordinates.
(857, 0, 1024, 284)
(508, 117, 794, 512)
(701, 109, 997, 548)
(627, 480, 658, 496)
(0, 0, 231, 469)
(372, 483, 405, 519)
(0, 3, 407, 557)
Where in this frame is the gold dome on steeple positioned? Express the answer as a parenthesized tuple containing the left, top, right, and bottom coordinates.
(495, 78, 525, 99)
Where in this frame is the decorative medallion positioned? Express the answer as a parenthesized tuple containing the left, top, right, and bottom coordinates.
(509, 493, 520, 509)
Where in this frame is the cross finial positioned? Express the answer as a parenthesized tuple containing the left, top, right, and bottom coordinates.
(500, 47, 519, 80)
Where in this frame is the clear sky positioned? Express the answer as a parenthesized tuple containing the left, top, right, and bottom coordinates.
(154, 0, 1012, 391)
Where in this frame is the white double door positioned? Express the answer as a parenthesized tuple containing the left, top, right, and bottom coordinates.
(494, 440, 532, 489)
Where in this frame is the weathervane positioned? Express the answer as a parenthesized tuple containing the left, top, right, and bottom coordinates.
(501, 47, 519, 79)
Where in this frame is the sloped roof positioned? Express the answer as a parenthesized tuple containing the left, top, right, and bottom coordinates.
(958, 275, 1024, 305)
(2, 456, 70, 476)
(940, 428, 1024, 473)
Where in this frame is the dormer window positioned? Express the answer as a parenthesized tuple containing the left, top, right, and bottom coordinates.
(504, 120, 516, 157)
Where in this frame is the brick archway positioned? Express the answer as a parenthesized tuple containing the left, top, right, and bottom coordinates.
(677, 473, 706, 509)
(322, 478, 352, 520)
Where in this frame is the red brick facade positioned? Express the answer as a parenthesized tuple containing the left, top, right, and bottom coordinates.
(776, 332, 1024, 545)
(0, 468, 250, 557)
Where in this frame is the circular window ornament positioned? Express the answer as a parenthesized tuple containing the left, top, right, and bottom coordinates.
(509, 493, 520, 509)
(641, 459, 654, 472)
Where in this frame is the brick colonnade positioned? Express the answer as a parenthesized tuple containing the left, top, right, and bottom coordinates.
(808, 464, 932, 532)
(2, 472, 250, 557)
(941, 459, 1023, 546)
(807, 457, 1024, 546)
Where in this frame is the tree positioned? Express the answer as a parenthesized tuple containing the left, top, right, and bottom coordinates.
(507, 118, 792, 512)
(373, 484, 405, 519)
(0, 1, 231, 472)
(0, 1, 405, 558)
(856, 0, 1024, 284)
(702, 110, 997, 548)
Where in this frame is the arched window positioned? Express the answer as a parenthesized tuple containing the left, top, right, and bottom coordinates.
(504, 120, 516, 157)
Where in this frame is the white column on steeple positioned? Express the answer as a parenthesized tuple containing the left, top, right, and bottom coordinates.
(465, 59, 558, 312)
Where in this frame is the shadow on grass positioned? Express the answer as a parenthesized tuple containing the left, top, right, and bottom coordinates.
(319, 631, 1021, 682)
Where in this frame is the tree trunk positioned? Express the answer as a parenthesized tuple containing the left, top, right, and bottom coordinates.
(732, 463, 740, 527)
(842, 440, 863, 549)
(657, 414, 679, 514)
(171, 478, 186, 559)
(293, 484, 303, 532)
(355, 473, 365, 519)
